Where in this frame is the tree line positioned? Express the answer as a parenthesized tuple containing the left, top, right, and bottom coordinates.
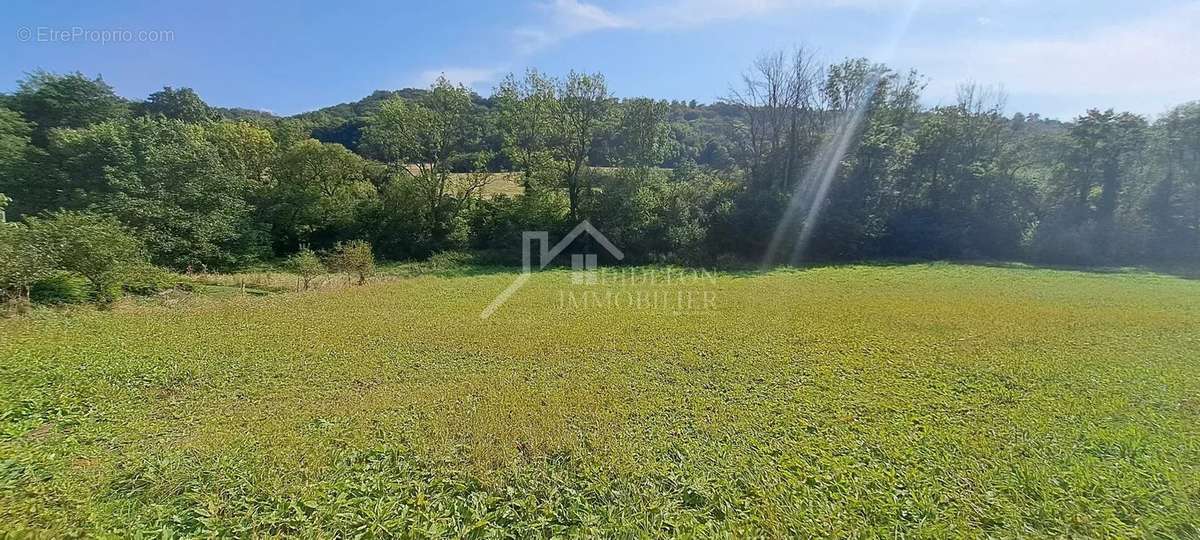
(1, 49, 1198, 280)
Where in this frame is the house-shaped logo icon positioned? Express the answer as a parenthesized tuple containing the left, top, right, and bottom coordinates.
(481, 220, 624, 319)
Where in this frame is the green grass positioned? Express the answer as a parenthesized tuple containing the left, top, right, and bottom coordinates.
(1, 263, 1198, 537)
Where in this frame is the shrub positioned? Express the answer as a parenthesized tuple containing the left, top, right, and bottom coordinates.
(1031, 220, 1100, 266)
(328, 240, 374, 285)
(92, 281, 123, 306)
(285, 248, 325, 290)
(119, 264, 178, 295)
(30, 273, 90, 305)
(25, 211, 146, 302)
(425, 250, 475, 269)
(466, 191, 568, 262)
(0, 223, 56, 303)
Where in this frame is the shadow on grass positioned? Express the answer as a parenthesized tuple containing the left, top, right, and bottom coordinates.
(392, 252, 1200, 282)
(953, 259, 1200, 281)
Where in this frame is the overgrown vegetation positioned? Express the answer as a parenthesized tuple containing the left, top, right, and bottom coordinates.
(285, 248, 324, 291)
(327, 240, 375, 285)
(1, 46, 1198, 537)
(1, 211, 148, 309)
(1, 264, 1197, 536)
(2, 57, 1197, 271)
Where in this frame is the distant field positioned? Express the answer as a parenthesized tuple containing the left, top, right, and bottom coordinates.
(1, 264, 1198, 536)
(476, 172, 524, 198)
(404, 167, 526, 199)
(449, 167, 678, 200)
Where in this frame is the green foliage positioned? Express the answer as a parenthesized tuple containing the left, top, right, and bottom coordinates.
(118, 264, 178, 295)
(1142, 102, 1200, 261)
(1028, 109, 1149, 264)
(269, 138, 376, 251)
(39, 117, 270, 268)
(883, 87, 1034, 260)
(0, 107, 38, 218)
(137, 86, 215, 122)
(0, 223, 56, 302)
(467, 190, 568, 262)
(7, 70, 127, 145)
(29, 272, 90, 304)
(613, 98, 669, 168)
(285, 248, 325, 290)
(25, 211, 145, 301)
(206, 120, 276, 187)
(2, 66, 1198, 268)
(327, 240, 374, 285)
(361, 79, 492, 250)
(0, 108, 33, 166)
(557, 71, 612, 221)
(357, 178, 436, 260)
(495, 69, 562, 191)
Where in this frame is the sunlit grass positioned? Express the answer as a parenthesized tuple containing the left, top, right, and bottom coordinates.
(1, 263, 1198, 536)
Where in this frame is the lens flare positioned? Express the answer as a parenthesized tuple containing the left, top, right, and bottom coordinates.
(762, 0, 923, 268)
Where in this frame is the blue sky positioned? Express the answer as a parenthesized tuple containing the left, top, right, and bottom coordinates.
(3, 0, 1197, 120)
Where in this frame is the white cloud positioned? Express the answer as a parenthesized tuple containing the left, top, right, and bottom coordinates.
(512, 0, 937, 53)
(415, 66, 503, 90)
(550, 0, 631, 33)
(501, 0, 1196, 117)
(631, 0, 926, 29)
(514, 0, 632, 53)
(905, 2, 1200, 117)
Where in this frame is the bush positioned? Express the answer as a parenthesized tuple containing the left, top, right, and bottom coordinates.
(30, 273, 90, 305)
(25, 211, 147, 300)
(285, 248, 325, 290)
(425, 251, 475, 269)
(120, 265, 178, 295)
(0, 223, 56, 302)
(466, 191, 568, 262)
(92, 280, 123, 306)
(1031, 219, 1099, 266)
(327, 240, 375, 285)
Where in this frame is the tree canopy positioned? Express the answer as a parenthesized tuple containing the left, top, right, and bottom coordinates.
(1, 58, 1197, 270)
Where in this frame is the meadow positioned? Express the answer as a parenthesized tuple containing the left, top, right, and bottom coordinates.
(1, 263, 1198, 537)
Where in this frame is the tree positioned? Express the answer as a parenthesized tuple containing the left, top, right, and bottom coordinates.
(42, 117, 268, 268)
(269, 138, 376, 251)
(138, 87, 216, 122)
(1145, 102, 1200, 260)
(286, 247, 325, 290)
(805, 60, 924, 260)
(0, 222, 56, 302)
(362, 79, 492, 247)
(725, 48, 825, 192)
(555, 71, 611, 222)
(8, 71, 127, 145)
(614, 98, 669, 169)
(495, 69, 559, 191)
(207, 120, 277, 190)
(26, 211, 145, 302)
(1051, 109, 1148, 259)
(328, 240, 374, 285)
(0, 107, 39, 218)
(893, 85, 1033, 259)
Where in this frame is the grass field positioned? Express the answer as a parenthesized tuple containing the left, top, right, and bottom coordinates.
(1, 263, 1198, 537)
